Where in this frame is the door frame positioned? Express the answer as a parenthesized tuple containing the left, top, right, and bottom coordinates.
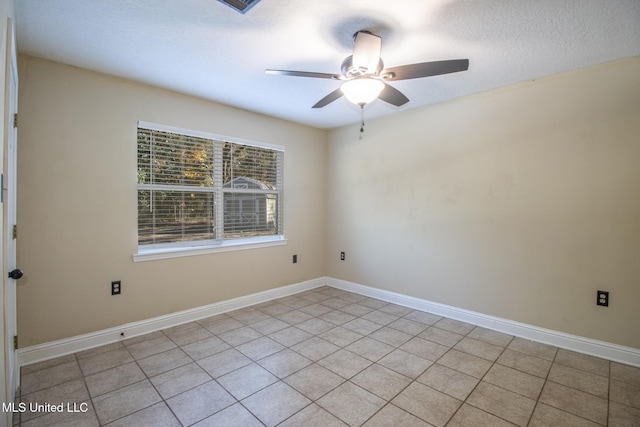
(2, 15, 19, 417)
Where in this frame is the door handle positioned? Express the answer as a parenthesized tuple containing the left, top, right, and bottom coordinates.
(8, 269, 23, 280)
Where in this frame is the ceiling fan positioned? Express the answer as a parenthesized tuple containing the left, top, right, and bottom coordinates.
(266, 30, 469, 109)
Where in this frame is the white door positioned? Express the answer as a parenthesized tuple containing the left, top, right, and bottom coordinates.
(3, 17, 19, 412)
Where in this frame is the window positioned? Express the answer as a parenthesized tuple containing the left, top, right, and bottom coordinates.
(136, 122, 284, 255)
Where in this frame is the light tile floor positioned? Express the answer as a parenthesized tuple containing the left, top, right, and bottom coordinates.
(15, 286, 640, 426)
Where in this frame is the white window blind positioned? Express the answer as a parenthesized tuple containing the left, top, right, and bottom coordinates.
(137, 125, 283, 249)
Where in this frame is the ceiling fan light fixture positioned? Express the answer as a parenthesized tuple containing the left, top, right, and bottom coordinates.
(340, 78, 384, 106)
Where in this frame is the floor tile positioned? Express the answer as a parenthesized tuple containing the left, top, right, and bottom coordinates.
(249, 317, 290, 335)
(191, 403, 263, 427)
(137, 348, 191, 377)
(149, 363, 212, 399)
(400, 337, 449, 361)
(362, 403, 431, 426)
(77, 347, 134, 376)
(275, 309, 315, 325)
(378, 349, 433, 379)
(257, 348, 312, 378)
(529, 402, 601, 427)
(611, 362, 640, 386)
(180, 335, 231, 360)
(19, 379, 90, 423)
(345, 337, 395, 362)
(483, 363, 545, 400)
(258, 302, 296, 317)
(218, 325, 263, 347)
(342, 318, 382, 335)
(84, 362, 145, 398)
(340, 303, 374, 317)
(554, 348, 609, 377)
(357, 297, 389, 310)
(197, 348, 252, 378)
(318, 349, 372, 379)
(299, 303, 335, 316)
(610, 379, 640, 409)
(104, 402, 181, 427)
(496, 348, 552, 378)
(447, 403, 517, 427)
(466, 381, 536, 426)
(319, 326, 364, 347)
(507, 337, 557, 361)
(20, 399, 99, 427)
(284, 363, 345, 400)
(361, 310, 399, 326)
(17, 288, 636, 427)
(392, 381, 462, 426)
(467, 327, 513, 347)
(320, 310, 357, 325)
(608, 401, 640, 427)
(227, 307, 271, 324)
(317, 382, 386, 427)
(378, 303, 413, 317)
(20, 360, 83, 394)
(125, 334, 177, 360)
(20, 354, 77, 376)
(548, 362, 609, 398)
(368, 326, 413, 347)
(403, 310, 442, 326)
(166, 380, 235, 426)
(162, 322, 213, 346)
(241, 381, 311, 427)
(279, 403, 348, 426)
(269, 326, 313, 347)
(217, 363, 278, 400)
(433, 318, 475, 335)
(291, 337, 340, 361)
(419, 326, 464, 347)
(197, 315, 244, 334)
(235, 336, 285, 360)
(93, 380, 162, 425)
(417, 363, 479, 401)
(437, 349, 492, 379)
(538, 380, 608, 425)
(453, 336, 504, 361)
(296, 317, 336, 335)
(351, 363, 412, 400)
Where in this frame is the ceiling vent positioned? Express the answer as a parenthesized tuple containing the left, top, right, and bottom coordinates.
(217, 0, 261, 14)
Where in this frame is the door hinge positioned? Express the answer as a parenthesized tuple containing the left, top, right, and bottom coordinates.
(13, 113, 17, 128)
(12, 224, 17, 239)
(13, 335, 18, 350)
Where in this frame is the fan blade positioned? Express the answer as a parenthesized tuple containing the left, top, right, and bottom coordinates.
(383, 59, 469, 80)
(312, 88, 343, 108)
(352, 31, 382, 73)
(378, 83, 409, 107)
(265, 69, 343, 80)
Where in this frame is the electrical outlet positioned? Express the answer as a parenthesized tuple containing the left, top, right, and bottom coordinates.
(597, 290, 609, 307)
(340, 251, 345, 261)
(111, 280, 121, 295)
(293, 254, 298, 264)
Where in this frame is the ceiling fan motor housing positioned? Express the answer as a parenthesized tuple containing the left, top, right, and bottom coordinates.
(341, 55, 384, 78)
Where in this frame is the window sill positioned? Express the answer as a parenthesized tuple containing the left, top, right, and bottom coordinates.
(132, 237, 287, 262)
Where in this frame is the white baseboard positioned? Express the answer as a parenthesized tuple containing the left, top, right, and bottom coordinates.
(18, 277, 326, 367)
(327, 277, 640, 367)
(19, 276, 640, 368)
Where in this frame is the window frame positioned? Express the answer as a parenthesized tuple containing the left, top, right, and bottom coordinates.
(133, 121, 286, 262)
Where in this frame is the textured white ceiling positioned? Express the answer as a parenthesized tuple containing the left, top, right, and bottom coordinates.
(14, 0, 640, 129)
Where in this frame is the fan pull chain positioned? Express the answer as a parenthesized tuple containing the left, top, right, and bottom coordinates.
(359, 105, 365, 139)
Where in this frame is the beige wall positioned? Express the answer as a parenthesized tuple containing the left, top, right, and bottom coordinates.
(16, 56, 327, 347)
(326, 57, 640, 349)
